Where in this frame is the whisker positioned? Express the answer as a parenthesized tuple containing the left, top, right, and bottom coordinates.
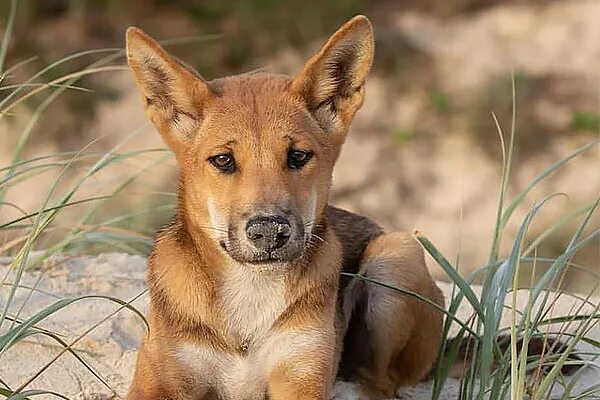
(194, 224, 229, 234)
(310, 233, 325, 243)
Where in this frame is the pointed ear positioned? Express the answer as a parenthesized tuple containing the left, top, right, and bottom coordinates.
(289, 16, 374, 135)
(126, 27, 213, 150)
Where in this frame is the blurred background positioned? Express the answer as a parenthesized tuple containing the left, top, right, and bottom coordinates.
(0, 0, 598, 293)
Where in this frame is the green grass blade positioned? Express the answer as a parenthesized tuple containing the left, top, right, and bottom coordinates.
(415, 232, 484, 320)
(532, 302, 600, 399)
(500, 140, 598, 231)
(0, 294, 148, 355)
(11, 291, 147, 395)
(5, 389, 70, 400)
(340, 272, 478, 337)
(0, 0, 17, 75)
(481, 193, 563, 397)
(0, 48, 122, 112)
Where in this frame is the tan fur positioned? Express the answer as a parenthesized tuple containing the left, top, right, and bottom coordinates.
(126, 16, 444, 400)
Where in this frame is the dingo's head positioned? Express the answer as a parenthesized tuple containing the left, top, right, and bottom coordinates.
(126, 16, 373, 267)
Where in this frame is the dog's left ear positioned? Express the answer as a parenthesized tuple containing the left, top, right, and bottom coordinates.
(290, 15, 374, 135)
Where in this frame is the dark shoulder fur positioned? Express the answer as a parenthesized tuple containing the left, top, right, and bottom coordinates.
(326, 205, 383, 277)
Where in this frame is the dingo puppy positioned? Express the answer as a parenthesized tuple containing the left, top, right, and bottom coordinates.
(125, 15, 444, 400)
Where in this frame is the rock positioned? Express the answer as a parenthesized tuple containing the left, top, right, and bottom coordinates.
(1, 253, 598, 399)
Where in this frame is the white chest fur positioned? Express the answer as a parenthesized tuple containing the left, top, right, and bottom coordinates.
(176, 264, 291, 399)
(218, 263, 289, 343)
(176, 331, 326, 399)
(177, 343, 268, 399)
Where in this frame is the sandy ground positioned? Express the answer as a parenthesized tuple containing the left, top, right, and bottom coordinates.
(0, 253, 598, 399)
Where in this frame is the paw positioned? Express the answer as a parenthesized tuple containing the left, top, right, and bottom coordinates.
(330, 381, 371, 400)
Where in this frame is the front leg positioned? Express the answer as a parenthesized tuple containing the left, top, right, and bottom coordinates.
(268, 331, 335, 400)
(128, 336, 213, 400)
(128, 338, 171, 400)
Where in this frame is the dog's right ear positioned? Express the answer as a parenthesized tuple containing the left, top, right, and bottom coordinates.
(126, 27, 213, 151)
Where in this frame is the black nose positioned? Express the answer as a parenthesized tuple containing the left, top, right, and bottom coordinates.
(245, 216, 292, 251)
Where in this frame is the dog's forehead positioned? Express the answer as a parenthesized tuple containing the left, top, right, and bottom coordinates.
(210, 72, 290, 96)
(203, 73, 322, 141)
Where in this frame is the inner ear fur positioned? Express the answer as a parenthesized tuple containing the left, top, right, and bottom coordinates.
(290, 15, 374, 134)
(125, 27, 213, 149)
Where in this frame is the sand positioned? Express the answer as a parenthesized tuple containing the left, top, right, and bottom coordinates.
(1, 253, 598, 399)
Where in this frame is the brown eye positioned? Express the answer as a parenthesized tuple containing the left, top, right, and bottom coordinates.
(287, 149, 313, 170)
(209, 153, 235, 173)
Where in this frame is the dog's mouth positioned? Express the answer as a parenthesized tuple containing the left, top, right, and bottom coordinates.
(219, 237, 306, 266)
